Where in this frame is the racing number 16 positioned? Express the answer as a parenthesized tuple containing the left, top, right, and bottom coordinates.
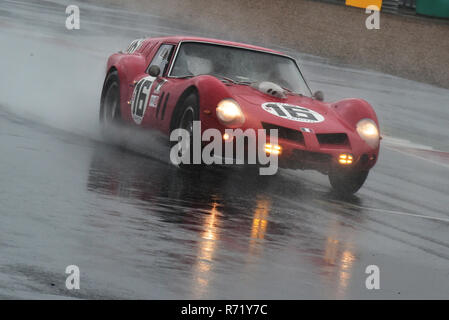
(132, 78, 153, 118)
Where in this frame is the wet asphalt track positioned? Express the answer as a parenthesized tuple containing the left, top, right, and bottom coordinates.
(0, 0, 448, 299)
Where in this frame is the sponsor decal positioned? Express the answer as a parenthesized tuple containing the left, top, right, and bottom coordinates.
(149, 94, 159, 107)
(261, 102, 324, 123)
(154, 79, 167, 94)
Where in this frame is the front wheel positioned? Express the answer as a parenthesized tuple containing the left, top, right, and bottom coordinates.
(328, 169, 369, 195)
(171, 94, 201, 167)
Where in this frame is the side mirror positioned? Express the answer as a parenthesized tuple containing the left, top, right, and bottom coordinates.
(313, 90, 324, 101)
(148, 65, 161, 77)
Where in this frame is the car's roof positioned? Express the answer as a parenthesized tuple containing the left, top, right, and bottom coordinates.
(145, 36, 285, 56)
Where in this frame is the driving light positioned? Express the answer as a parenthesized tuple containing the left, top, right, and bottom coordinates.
(264, 144, 282, 155)
(338, 153, 353, 165)
(356, 118, 379, 148)
(216, 99, 245, 126)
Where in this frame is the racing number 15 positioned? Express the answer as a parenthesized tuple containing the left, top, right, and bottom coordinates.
(267, 103, 319, 122)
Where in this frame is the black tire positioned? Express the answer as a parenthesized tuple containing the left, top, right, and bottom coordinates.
(328, 169, 369, 195)
(100, 71, 122, 142)
(171, 94, 200, 166)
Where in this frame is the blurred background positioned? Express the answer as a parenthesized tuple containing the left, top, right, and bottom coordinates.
(92, 0, 449, 89)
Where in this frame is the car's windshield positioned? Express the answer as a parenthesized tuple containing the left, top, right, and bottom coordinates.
(170, 42, 312, 96)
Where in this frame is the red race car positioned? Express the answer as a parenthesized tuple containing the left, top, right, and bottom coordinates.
(100, 36, 380, 194)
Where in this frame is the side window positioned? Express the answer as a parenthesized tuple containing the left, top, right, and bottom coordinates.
(147, 44, 175, 76)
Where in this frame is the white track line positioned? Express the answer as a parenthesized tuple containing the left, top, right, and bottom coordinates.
(328, 200, 449, 224)
(383, 145, 449, 170)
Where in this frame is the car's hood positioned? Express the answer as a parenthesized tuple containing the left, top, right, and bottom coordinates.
(226, 84, 349, 133)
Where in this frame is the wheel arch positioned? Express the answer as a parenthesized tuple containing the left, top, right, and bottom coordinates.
(331, 98, 379, 128)
(169, 85, 199, 133)
(100, 67, 120, 121)
(101, 67, 119, 98)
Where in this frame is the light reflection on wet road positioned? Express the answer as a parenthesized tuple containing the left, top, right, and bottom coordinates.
(0, 0, 448, 299)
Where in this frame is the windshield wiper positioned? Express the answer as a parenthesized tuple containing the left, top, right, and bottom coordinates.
(279, 85, 303, 96)
(280, 86, 293, 93)
(209, 73, 238, 84)
(235, 80, 254, 86)
(173, 74, 255, 86)
(171, 73, 236, 83)
(172, 74, 195, 79)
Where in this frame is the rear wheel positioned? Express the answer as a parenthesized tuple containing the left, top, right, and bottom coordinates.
(328, 169, 369, 195)
(100, 71, 122, 142)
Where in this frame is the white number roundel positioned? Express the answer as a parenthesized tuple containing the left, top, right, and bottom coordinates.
(131, 76, 155, 124)
(261, 102, 324, 123)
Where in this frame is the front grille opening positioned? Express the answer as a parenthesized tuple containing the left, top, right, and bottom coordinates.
(316, 133, 349, 147)
(262, 122, 304, 145)
(361, 153, 369, 164)
(293, 150, 332, 163)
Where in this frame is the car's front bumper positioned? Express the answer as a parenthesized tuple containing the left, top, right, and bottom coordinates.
(208, 126, 379, 174)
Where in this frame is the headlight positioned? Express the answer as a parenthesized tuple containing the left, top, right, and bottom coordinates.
(216, 99, 245, 126)
(356, 118, 379, 148)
